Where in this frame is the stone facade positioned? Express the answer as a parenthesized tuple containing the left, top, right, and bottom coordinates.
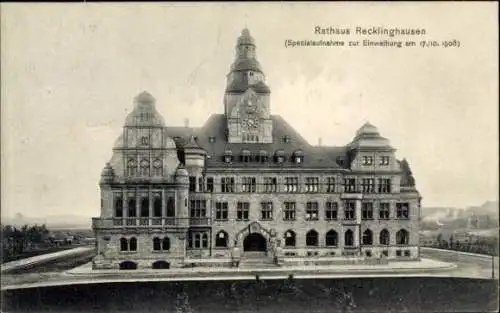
(92, 28, 422, 270)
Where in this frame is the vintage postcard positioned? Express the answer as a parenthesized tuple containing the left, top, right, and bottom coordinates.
(1, 2, 498, 312)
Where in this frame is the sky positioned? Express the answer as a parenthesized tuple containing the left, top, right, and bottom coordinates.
(1, 2, 498, 219)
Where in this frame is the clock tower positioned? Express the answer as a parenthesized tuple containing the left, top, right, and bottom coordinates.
(224, 28, 272, 144)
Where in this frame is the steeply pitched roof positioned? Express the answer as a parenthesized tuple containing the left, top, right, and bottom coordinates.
(167, 114, 348, 169)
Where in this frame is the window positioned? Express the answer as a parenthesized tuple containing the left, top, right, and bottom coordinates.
(263, 177, 277, 192)
(396, 229, 409, 245)
(404, 250, 410, 257)
(382, 250, 389, 257)
(365, 250, 372, 257)
(141, 136, 149, 146)
(127, 159, 137, 176)
(379, 202, 390, 219)
(326, 177, 336, 193)
(153, 193, 162, 217)
(344, 230, 354, 246)
(189, 177, 196, 192)
(362, 229, 373, 245)
(306, 202, 319, 220)
(378, 178, 391, 193)
(379, 229, 390, 245)
(206, 177, 214, 192)
(240, 151, 251, 162)
(260, 202, 273, 220)
(153, 237, 161, 251)
(198, 177, 204, 193)
(140, 159, 150, 176)
(362, 156, 374, 165)
(306, 230, 318, 246)
(129, 237, 137, 251)
(305, 177, 319, 193)
(242, 177, 256, 193)
(237, 202, 250, 221)
(343, 178, 357, 193)
(361, 178, 375, 193)
(283, 135, 291, 143)
(120, 238, 128, 251)
(215, 202, 228, 220)
(221, 177, 235, 193)
(140, 197, 149, 217)
(361, 202, 374, 220)
(258, 151, 268, 163)
(325, 230, 338, 246)
(209, 136, 216, 143)
(325, 202, 338, 220)
(284, 202, 296, 220)
(396, 250, 402, 257)
(215, 231, 228, 247)
(190, 200, 207, 217)
(114, 193, 123, 217)
(128, 196, 136, 217)
(284, 230, 296, 247)
(344, 201, 356, 220)
(284, 177, 299, 193)
(166, 197, 175, 217)
(380, 156, 390, 165)
(153, 159, 162, 176)
(188, 232, 209, 249)
(396, 203, 410, 219)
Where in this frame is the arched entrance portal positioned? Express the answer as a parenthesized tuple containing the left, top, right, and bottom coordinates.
(243, 233, 267, 252)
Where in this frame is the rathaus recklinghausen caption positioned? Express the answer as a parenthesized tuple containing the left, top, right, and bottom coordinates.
(92, 29, 421, 270)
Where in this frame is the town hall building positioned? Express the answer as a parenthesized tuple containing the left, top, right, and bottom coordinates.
(92, 29, 421, 270)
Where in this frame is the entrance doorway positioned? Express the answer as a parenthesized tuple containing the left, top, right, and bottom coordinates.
(243, 233, 267, 252)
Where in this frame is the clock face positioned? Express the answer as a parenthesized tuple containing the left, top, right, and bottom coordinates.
(242, 117, 259, 129)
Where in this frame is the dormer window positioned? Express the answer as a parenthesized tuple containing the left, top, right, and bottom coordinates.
(224, 149, 233, 163)
(283, 135, 291, 143)
(293, 150, 304, 164)
(241, 149, 251, 162)
(275, 150, 285, 163)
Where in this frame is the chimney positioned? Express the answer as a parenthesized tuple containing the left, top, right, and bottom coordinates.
(184, 118, 189, 128)
(318, 137, 322, 146)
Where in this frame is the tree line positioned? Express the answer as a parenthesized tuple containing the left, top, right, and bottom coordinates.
(1, 224, 51, 263)
(433, 234, 499, 256)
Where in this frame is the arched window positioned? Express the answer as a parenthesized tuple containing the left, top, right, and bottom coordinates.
(284, 230, 296, 247)
(166, 197, 175, 217)
(129, 237, 137, 251)
(306, 230, 318, 246)
(120, 237, 128, 251)
(153, 237, 161, 251)
(162, 237, 170, 251)
(362, 229, 373, 245)
(202, 233, 208, 248)
(128, 197, 136, 217)
(153, 159, 163, 176)
(396, 229, 409, 245)
(153, 194, 162, 217)
(325, 230, 338, 247)
(127, 159, 137, 176)
(379, 229, 390, 245)
(140, 197, 149, 217)
(119, 261, 137, 270)
(140, 159, 150, 176)
(345, 229, 354, 246)
(215, 231, 228, 248)
(194, 234, 201, 248)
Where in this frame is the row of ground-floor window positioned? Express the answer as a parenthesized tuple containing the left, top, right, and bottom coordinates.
(118, 228, 410, 252)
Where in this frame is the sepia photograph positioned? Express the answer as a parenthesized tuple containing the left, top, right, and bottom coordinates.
(1, 2, 498, 312)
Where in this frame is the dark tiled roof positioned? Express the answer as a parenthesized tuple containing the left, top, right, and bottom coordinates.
(230, 58, 263, 73)
(167, 114, 349, 169)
